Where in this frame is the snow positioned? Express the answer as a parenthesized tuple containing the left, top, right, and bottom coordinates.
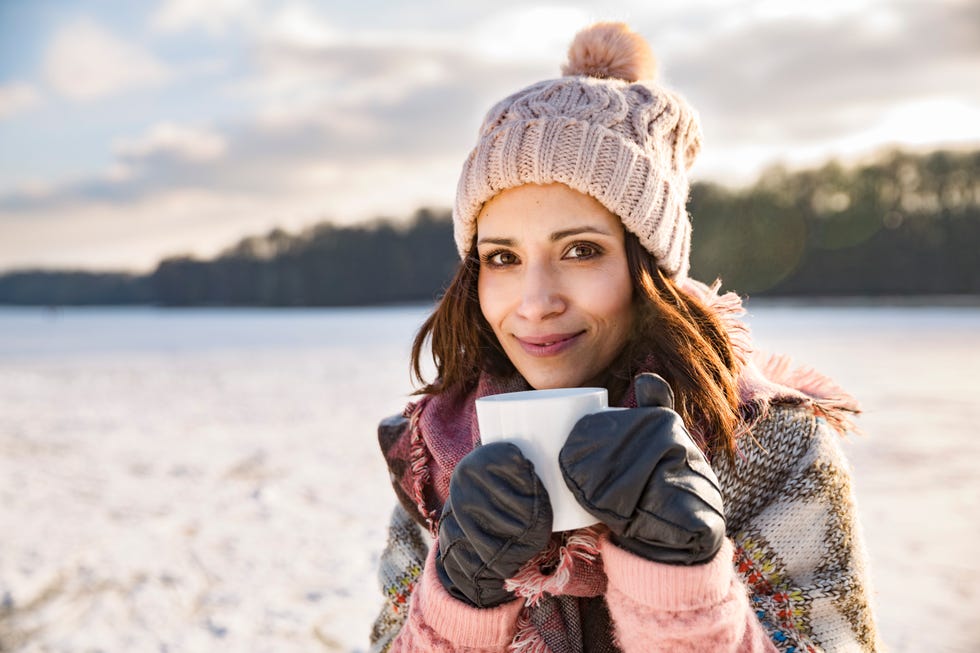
(1, 304, 978, 652)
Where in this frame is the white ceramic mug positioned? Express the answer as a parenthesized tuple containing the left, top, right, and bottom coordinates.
(475, 387, 621, 532)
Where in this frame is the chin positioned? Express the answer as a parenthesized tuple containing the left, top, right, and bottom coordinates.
(528, 379, 566, 390)
(522, 369, 587, 390)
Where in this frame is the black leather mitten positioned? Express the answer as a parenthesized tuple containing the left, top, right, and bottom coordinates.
(435, 442, 553, 608)
(559, 373, 726, 565)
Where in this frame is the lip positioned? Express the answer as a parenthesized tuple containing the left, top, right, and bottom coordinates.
(514, 331, 585, 357)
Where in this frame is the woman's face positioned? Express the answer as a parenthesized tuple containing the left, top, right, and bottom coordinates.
(476, 182, 634, 390)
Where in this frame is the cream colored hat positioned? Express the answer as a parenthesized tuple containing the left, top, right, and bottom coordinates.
(453, 22, 702, 279)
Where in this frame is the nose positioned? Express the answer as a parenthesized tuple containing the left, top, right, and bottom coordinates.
(516, 261, 565, 321)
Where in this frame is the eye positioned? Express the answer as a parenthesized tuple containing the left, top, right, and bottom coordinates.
(481, 249, 519, 267)
(563, 242, 601, 259)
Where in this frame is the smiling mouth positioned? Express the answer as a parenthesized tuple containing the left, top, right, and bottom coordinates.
(514, 331, 585, 356)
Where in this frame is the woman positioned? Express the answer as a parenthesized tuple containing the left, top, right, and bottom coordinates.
(371, 22, 881, 652)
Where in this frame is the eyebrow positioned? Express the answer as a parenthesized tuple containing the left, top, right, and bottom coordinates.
(477, 225, 612, 246)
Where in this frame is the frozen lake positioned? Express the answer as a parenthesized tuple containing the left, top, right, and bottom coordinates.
(1, 303, 979, 652)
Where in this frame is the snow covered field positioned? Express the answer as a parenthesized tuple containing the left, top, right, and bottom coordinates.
(1, 304, 978, 652)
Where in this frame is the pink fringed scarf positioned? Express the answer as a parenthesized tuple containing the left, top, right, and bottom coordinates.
(400, 278, 860, 652)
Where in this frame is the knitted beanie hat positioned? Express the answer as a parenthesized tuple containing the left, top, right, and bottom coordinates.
(453, 22, 702, 279)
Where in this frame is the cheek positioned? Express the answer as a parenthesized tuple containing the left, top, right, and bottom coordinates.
(477, 273, 505, 328)
(582, 270, 633, 324)
(597, 284, 634, 359)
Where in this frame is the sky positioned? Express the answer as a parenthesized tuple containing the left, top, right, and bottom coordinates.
(1, 0, 978, 273)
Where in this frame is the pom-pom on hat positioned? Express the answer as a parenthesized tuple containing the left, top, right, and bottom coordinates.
(453, 22, 702, 279)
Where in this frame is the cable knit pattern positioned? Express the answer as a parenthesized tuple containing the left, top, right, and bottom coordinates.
(453, 75, 700, 279)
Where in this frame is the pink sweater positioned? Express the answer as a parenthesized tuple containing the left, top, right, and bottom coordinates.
(388, 537, 778, 652)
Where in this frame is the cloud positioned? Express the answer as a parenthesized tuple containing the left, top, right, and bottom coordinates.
(0, 49, 493, 214)
(659, 0, 980, 146)
(0, 27, 547, 213)
(11, 1, 980, 212)
(229, 0, 980, 168)
(0, 82, 42, 120)
(43, 18, 172, 101)
(259, 3, 339, 48)
(150, 0, 261, 36)
(0, 159, 464, 272)
(5, 1, 980, 270)
(115, 123, 228, 163)
(0, 189, 265, 272)
(464, 6, 593, 63)
(0, 34, 494, 271)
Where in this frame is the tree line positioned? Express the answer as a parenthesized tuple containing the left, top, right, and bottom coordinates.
(1, 147, 977, 306)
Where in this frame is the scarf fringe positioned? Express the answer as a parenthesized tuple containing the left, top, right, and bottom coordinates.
(678, 277, 753, 370)
(504, 527, 603, 607)
(750, 351, 861, 436)
(405, 398, 441, 538)
(756, 352, 858, 409)
(509, 609, 552, 653)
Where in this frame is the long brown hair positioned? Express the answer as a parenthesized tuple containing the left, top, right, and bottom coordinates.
(410, 233, 741, 455)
